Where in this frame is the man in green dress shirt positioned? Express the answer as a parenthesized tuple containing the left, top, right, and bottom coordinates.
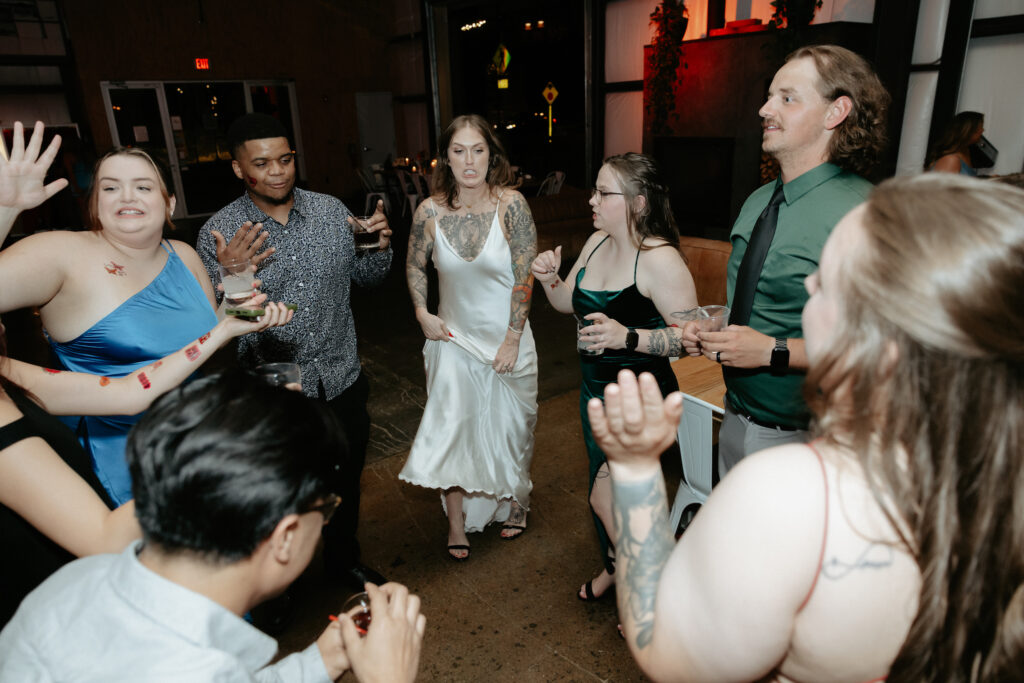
(684, 45, 890, 474)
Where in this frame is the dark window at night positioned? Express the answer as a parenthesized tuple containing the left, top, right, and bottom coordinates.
(448, 0, 586, 188)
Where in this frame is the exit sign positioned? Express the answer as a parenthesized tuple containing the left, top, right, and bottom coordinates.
(194, 58, 210, 70)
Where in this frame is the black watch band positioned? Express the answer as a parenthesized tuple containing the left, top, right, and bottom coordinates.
(770, 337, 789, 373)
(625, 328, 639, 352)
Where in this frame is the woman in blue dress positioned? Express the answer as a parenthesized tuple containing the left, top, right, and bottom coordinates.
(532, 153, 697, 603)
(0, 145, 223, 504)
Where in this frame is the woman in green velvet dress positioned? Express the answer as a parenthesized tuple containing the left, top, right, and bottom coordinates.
(531, 153, 697, 603)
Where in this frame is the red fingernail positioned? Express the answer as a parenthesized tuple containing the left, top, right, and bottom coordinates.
(328, 614, 339, 622)
(448, 332, 454, 337)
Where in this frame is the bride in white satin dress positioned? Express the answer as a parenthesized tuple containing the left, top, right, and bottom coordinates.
(401, 115, 538, 561)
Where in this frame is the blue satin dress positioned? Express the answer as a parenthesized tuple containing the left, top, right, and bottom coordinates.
(572, 237, 679, 570)
(48, 242, 217, 504)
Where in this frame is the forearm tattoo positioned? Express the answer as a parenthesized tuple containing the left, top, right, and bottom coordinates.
(503, 195, 537, 331)
(406, 203, 436, 310)
(647, 328, 682, 357)
(612, 474, 675, 649)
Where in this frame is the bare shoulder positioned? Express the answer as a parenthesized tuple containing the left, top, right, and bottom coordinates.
(166, 239, 203, 263)
(0, 391, 24, 430)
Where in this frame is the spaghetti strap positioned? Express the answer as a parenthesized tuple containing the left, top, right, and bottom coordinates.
(633, 249, 641, 283)
(584, 235, 611, 267)
(0, 417, 33, 451)
(160, 240, 173, 255)
(796, 440, 829, 613)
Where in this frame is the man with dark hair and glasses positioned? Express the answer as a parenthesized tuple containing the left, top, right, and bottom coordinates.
(197, 113, 391, 591)
(0, 370, 425, 682)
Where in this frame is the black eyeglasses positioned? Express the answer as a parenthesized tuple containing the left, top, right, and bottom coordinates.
(591, 188, 625, 203)
(305, 493, 341, 524)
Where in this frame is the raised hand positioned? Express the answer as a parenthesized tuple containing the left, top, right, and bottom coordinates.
(0, 121, 68, 214)
(211, 220, 274, 268)
(587, 370, 683, 468)
(531, 245, 562, 285)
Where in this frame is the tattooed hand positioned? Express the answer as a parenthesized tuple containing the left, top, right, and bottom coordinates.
(587, 370, 682, 470)
(415, 308, 451, 342)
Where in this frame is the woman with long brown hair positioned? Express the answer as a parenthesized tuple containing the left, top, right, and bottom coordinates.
(532, 153, 697, 605)
(593, 173, 1024, 682)
(401, 115, 538, 560)
(926, 110, 985, 175)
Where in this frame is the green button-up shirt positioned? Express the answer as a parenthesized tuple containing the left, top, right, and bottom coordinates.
(725, 162, 872, 429)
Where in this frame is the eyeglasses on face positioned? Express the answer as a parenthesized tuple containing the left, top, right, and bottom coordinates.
(591, 188, 625, 203)
(305, 493, 341, 524)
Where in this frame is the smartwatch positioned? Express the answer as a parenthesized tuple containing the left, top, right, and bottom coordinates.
(625, 328, 639, 352)
(770, 337, 789, 373)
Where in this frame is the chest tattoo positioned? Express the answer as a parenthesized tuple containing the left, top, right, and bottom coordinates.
(104, 261, 126, 277)
(439, 211, 495, 261)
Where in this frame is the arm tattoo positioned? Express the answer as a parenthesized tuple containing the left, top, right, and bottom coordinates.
(647, 329, 682, 357)
(503, 195, 538, 330)
(406, 203, 436, 310)
(611, 475, 675, 649)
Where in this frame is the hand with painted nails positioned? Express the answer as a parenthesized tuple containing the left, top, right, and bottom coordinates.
(212, 220, 274, 269)
(531, 246, 562, 285)
(338, 582, 426, 683)
(415, 307, 451, 341)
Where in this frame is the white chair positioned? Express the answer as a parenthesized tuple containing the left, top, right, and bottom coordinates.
(669, 393, 723, 535)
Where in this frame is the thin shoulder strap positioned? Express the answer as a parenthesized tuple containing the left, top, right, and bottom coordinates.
(584, 235, 611, 267)
(0, 417, 34, 451)
(633, 248, 642, 283)
(160, 240, 174, 255)
(796, 440, 830, 613)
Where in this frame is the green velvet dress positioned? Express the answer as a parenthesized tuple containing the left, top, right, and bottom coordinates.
(572, 238, 679, 571)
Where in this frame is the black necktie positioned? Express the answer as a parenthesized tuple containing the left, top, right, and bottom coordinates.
(730, 183, 786, 326)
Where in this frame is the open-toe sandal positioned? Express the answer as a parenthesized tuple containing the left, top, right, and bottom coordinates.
(500, 504, 527, 540)
(577, 579, 615, 602)
(447, 544, 470, 562)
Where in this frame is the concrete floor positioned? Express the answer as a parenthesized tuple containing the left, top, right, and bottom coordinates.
(4, 223, 667, 681)
(270, 246, 667, 681)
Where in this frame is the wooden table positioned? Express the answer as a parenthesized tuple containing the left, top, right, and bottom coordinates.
(671, 355, 726, 411)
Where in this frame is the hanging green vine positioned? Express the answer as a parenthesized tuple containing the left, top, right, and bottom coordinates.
(646, 1, 688, 136)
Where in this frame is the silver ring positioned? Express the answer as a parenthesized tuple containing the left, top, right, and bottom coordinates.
(716, 351, 721, 363)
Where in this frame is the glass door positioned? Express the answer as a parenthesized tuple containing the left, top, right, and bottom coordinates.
(101, 82, 184, 218)
(101, 80, 302, 218)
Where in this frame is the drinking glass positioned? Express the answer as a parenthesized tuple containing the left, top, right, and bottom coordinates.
(350, 216, 381, 251)
(697, 305, 730, 332)
(219, 257, 256, 306)
(576, 317, 603, 356)
(255, 362, 302, 391)
(342, 592, 372, 636)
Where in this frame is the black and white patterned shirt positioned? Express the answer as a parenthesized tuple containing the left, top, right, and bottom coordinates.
(197, 188, 391, 400)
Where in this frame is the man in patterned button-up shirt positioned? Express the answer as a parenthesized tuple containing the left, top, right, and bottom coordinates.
(198, 113, 392, 590)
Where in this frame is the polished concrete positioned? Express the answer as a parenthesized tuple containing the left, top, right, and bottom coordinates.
(3, 226, 669, 680)
(271, 251, 674, 680)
